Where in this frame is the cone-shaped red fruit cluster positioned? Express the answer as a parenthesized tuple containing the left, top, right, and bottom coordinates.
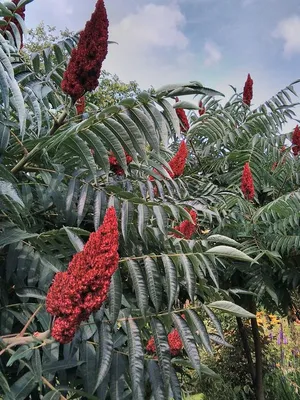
(243, 74, 253, 106)
(174, 209, 197, 239)
(241, 162, 255, 200)
(109, 151, 133, 175)
(169, 141, 188, 178)
(46, 207, 119, 343)
(292, 125, 300, 156)
(61, 0, 109, 101)
(146, 329, 183, 356)
(175, 97, 190, 132)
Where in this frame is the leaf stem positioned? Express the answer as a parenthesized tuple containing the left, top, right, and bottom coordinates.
(49, 109, 68, 136)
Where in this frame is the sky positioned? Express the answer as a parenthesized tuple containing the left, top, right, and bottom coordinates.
(23, 0, 300, 113)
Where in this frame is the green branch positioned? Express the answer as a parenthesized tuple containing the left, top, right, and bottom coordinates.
(11, 110, 68, 174)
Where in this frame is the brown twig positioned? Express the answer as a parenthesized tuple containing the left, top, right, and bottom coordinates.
(2, 340, 66, 399)
(41, 377, 68, 400)
(10, 130, 28, 155)
(18, 304, 42, 337)
(0, 330, 51, 350)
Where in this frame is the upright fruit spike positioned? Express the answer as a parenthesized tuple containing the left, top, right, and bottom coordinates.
(169, 141, 188, 178)
(61, 0, 109, 101)
(46, 207, 119, 343)
(241, 162, 255, 200)
(292, 125, 300, 156)
(175, 97, 190, 132)
(243, 74, 253, 106)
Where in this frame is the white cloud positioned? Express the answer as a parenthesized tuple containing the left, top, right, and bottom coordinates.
(110, 4, 188, 50)
(203, 41, 222, 67)
(47, 0, 73, 16)
(103, 3, 197, 89)
(273, 15, 300, 56)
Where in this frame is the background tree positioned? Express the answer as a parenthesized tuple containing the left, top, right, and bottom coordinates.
(186, 75, 300, 399)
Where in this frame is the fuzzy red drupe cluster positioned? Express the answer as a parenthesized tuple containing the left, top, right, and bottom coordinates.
(241, 162, 255, 200)
(149, 141, 188, 188)
(292, 125, 300, 156)
(243, 73, 253, 106)
(168, 141, 188, 178)
(46, 207, 119, 343)
(146, 329, 183, 357)
(175, 97, 190, 132)
(109, 151, 133, 175)
(61, 0, 109, 101)
(174, 209, 197, 239)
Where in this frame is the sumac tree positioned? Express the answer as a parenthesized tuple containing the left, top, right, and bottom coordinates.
(0, 1, 299, 400)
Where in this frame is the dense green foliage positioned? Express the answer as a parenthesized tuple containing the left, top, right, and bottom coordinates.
(0, 1, 300, 399)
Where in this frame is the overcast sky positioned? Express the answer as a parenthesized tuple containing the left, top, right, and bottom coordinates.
(23, 0, 300, 109)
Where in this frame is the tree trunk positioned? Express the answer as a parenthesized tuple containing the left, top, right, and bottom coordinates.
(249, 301, 265, 400)
(236, 316, 255, 383)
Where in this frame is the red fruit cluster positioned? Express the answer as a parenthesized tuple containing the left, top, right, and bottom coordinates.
(61, 0, 109, 101)
(292, 125, 300, 156)
(75, 96, 85, 115)
(169, 141, 188, 178)
(199, 101, 206, 116)
(174, 209, 197, 239)
(46, 207, 119, 344)
(109, 151, 133, 175)
(241, 162, 255, 200)
(146, 336, 156, 353)
(243, 74, 253, 106)
(168, 329, 183, 356)
(2, 0, 25, 48)
(146, 329, 183, 356)
(175, 97, 189, 132)
(148, 142, 188, 195)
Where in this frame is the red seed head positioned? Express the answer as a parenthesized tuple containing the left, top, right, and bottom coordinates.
(146, 329, 183, 357)
(174, 208, 197, 239)
(169, 141, 188, 178)
(241, 162, 255, 200)
(46, 207, 119, 343)
(61, 0, 109, 101)
(242, 74, 253, 106)
(109, 150, 133, 175)
(175, 98, 189, 132)
(292, 125, 300, 156)
(146, 336, 156, 353)
(168, 329, 183, 356)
